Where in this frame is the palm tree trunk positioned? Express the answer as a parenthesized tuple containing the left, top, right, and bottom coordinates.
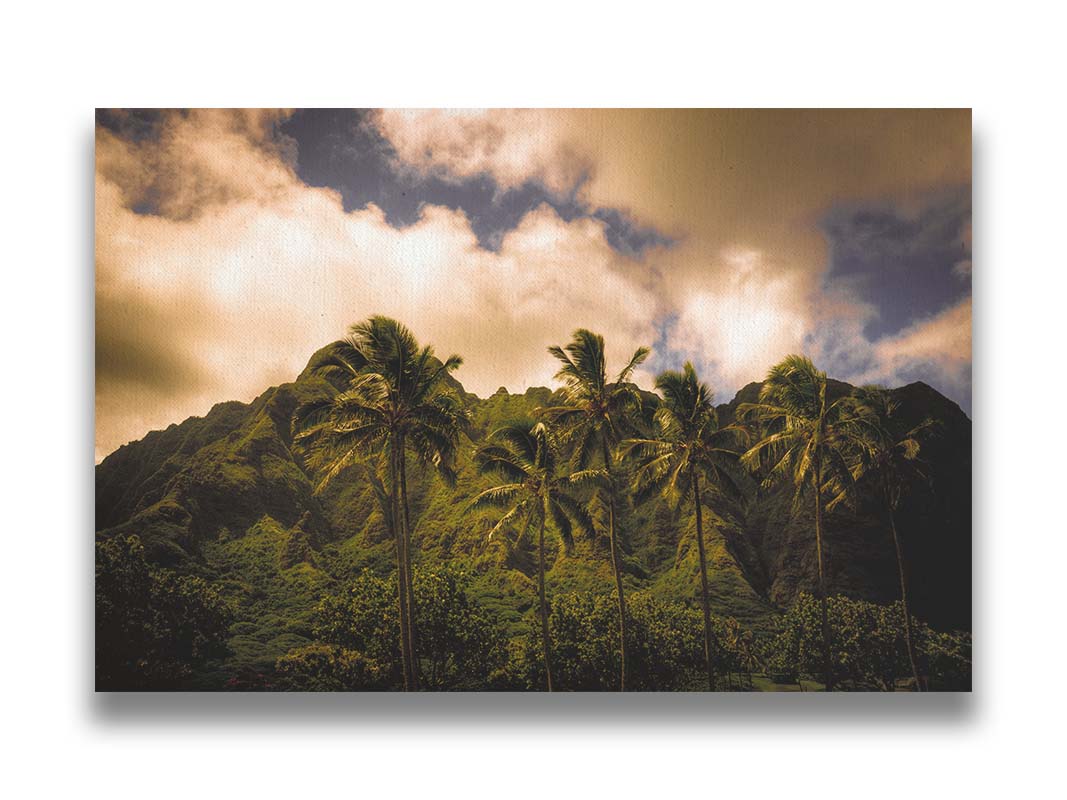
(886, 490, 923, 691)
(537, 510, 554, 692)
(601, 440, 627, 692)
(813, 457, 833, 691)
(398, 437, 420, 690)
(692, 470, 715, 692)
(389, 443, 414, 691)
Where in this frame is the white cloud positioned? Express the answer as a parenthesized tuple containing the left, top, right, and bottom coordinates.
(372, 109, 588, 196)
(864, 297, 972, 391)
(805, 294, 972, 405)
(370, 108, 973, 410)
(95, 112, 657, 461)
(97, 109, 973, 460)
(663, 248, 811, 393)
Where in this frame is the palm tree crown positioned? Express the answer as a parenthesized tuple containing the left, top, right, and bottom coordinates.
(469, 419, 601, 690)
(293, 316, 468, 692)
(737, 355, 869, 510)
(470, 420, 600, 548)
(542, 328, 649, 691)
(296, 316, 467, 488)
(620, 361, 748, 690)
(543, 329, 650, 468)
(850, 386, 935, 511)
(623, 362, 748, 509)
(737, 354, 873, 690)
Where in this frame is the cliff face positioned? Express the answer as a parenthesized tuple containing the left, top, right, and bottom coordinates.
(714, 380, 971, 630)
(96, 348, 972, 638)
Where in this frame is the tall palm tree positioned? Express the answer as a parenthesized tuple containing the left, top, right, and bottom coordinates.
(850, 386, 937, 691)
(469, 420, 601, 691)
(543, 329, 650, 691)
(294, 316, 467, 691)
(738, 355, 870, 691)
(620, 362, 749, 691)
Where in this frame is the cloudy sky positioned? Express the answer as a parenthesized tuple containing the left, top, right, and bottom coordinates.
(95, 109, 971, 462)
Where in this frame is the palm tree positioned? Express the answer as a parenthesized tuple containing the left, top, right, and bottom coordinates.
(738, 355, 871, 691)
(542, 329, 650, 691)
(851, 386, 936, 691)
(620, 362, 749, 691)
(293, 316, 467, 691)
(469, 420, 601, 691)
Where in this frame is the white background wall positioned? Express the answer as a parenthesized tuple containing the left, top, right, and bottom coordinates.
(0, 2, 1061, 797)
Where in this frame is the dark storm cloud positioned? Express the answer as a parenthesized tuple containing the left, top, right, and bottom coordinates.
(95, 293, 212, 393)
(820, 188, 971, 339)
(591, 207, 673, 258)
(278, 109, 670, 255)
(96, 108, 166, 142)
(94, 109, 972, 461)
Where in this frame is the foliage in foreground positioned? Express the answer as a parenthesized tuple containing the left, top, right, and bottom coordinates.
(97, 533, 970, 691)
(96, 329, 973, 691)
(506, 591, 756, 690)
(275, 566, 507, 690)
(277, 577, 764, 691)
(764, 593, 971, 690)
(96, 535, 232, 689)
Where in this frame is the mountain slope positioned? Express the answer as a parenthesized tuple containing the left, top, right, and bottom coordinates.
(95, 346, 971, 674)
(714, 379, 971, 630)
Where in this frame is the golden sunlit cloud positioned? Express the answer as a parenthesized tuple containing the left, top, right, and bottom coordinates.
(863, 297, 972, 391)
(96, 108, 971, 462)
(664, 248, 810, 393)
(95, 111, 658, 461)
(374, 109, 589, 196)
(371, 108, 970, 393)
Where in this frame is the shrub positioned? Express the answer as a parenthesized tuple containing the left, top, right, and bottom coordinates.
(275, 643, 385, 690)
(288, 566, 508, 690)
(763, 593, 972, 690)
(506, 590, 748, 690)
(96, 535, 232, 689)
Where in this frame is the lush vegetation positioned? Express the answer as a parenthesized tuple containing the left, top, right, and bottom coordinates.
(470, 419, 599, 690)
(276, 567, 507, 690)
(621, 361, 749, 689)
(764, 594, 971, 691)
(292, 316, 467, 690)
(94, 317, 973, 691)
(96, 535, 232, 689)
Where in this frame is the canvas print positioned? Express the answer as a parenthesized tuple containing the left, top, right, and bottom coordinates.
(95, 109, 971, 692)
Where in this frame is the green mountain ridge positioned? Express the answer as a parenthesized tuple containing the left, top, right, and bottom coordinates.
(95, 345, 971, 679)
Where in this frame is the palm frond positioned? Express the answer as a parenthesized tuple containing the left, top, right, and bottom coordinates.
(562, 468, 610, 491)
(306, 339, 369, 384)
(616, 345, 650, 384)
(467, 484, 525, 512)
(485, 500, 532, 543)
(472, 444, 532, 483)
(291, 396, 341, 439)
(548, 498, 574, 551)
(617, 437, 674, 462)
(552, 492, 597, 542)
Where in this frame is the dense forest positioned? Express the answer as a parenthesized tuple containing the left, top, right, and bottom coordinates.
(95, 317, 971, 691)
